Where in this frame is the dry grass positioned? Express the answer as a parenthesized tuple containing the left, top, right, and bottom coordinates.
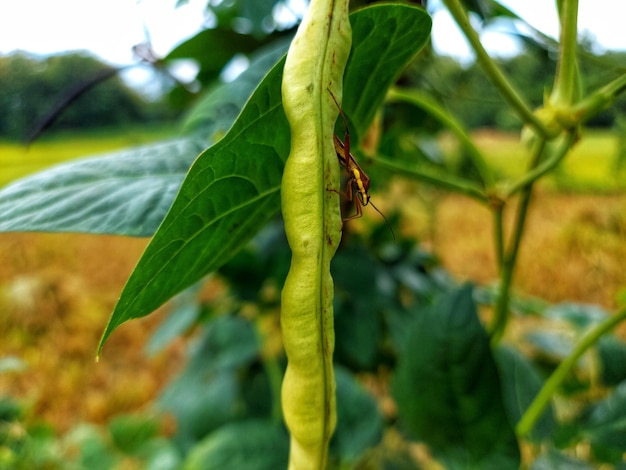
(1, 130, 625, 435)
(0, 233, 185, 432)
(1, 190, 625, 434)
(433, 191, 626, 309)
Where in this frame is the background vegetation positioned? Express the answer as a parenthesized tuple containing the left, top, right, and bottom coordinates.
(1, 0, 626, 469)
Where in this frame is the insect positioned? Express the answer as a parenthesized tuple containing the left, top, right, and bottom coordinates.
(329, 90, 396, 241)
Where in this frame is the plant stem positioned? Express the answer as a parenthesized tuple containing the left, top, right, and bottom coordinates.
(503, 130, 578, 197)
(550, 0, 579, 107)
(441, 0, 553, 138)
(387, 87, 494, 190)
(492, 204, 504, 269)
(371, 154, 488, 203)
(570, 73, 626, 124)
(517, 307, 626, 437)
(489, 138, 545, 342)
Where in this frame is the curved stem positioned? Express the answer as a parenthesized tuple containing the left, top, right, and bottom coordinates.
(517, 307, 626, 437)
(570, 73, 626, 124)
(551, 0, 579, 107)
(371, 154, 488, 204)
(492, 204, 504, 270)
(441, 0, 553, 138)
(489, 138, 545, 342)
(503, 130, 578, 197)
(387, 87, 495, 190)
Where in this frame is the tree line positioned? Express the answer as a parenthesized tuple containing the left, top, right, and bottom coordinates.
(1, 44, 624, 142)
(0, 51, 175, 141)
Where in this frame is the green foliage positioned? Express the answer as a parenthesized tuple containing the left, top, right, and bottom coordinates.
(2, 1, 626, 468)
(0, 52, 153, 140)
(392, 285, 520, 468)
(98, 4, 432, 350)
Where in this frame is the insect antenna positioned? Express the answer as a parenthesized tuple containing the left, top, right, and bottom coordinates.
(368, 199, 396, 242)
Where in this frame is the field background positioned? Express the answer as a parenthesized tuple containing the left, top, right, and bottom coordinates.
(1, 128, 625, 433)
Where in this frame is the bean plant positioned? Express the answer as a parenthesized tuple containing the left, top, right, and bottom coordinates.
(1, 0, 626, 468)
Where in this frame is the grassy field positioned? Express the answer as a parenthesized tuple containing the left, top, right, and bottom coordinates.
(1, 127, 625, 436)
(449, 129, 625, 192)
(0, 125, 178, 187)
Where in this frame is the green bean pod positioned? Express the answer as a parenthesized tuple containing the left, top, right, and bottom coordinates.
(280, 0, 351, 468)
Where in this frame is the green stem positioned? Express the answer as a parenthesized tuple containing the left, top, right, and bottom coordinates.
(489, 138, 545, 342)
(441, 0, 553, 138)
(265, 356, 285, 423)
(503, 130, 578, 197)
(570, 73, 626, 124)
(492, 204, 504, 269)
(387, 87, 495, 190)
(371, 154, 488, 203)
(551, 0, 579, 107)
(517, 306, 626, 437)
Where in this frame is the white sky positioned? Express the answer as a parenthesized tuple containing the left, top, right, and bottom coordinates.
(0, 1, 624, 80)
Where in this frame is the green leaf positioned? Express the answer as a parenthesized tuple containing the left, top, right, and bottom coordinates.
(577, 381, 626, 464)
(342, 4, 432, 142)
(182, 37, 292, 136)
(145, 286, 202, 357)
(158, 316, 259, 447)
(530, 449, 593, 470)
(495, 346, 556, 442)
(97, 58, 288, 349)
(109, 414, 160, 455)
(159, 369, 240, 448)
(0, 139, 205, 236)
(391, 284, 520, 469)
(164, 27, 278, 84)
(99, 4, 433, 350)
(184, 420, 288, 470)
(598, 336, 626, 386)
(332, 244, 381, 369)
(180, 315, 259, 375)
(331, 366, 383, 462)
(544, 302, 608, 329)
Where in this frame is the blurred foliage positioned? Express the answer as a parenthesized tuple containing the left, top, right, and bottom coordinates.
(0, 52, 173, 141)
(2, 0, 626, 468)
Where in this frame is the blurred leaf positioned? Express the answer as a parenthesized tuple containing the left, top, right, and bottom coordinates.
(598, 336, 626, 386)
(577, 381, 626, 464)
(332, 245, 381, 369)
(97, 58, 287, 350)
(159, 369, 240, 450)
(184, 420, 288, 470)
(392, 284, 520, 468)
(0, 139, 205, 236)
(141, 437, 182, 470)
(529, 448, 593, 470)
(0, 356, 27, 374)
(164, 27, 277, 84)
(544, 302, 608, 329)
(526, 330, 575, 361)
(183, 37, 292, 137)
(331, 366, 383, 462)
(183, 315, 259, 374)
(353, 447, 420, 470)
(0, 397, 22, 422)
(109, 414, 159, 455)
(75, 426, 120, 470)
(459, 0, 518, 21)
(146, 286, 203, 356)
(495, 346, 556, 442)
(99, 4, 433, 349)
(209, 0, 283, 37)
(342, 4, 432, 143)
(158, 315, 260, 447)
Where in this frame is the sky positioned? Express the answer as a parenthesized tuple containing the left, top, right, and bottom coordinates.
(1, 0, 624, 87)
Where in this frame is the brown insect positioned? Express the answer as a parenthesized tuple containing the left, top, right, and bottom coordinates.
(329, 90, 395, 240)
